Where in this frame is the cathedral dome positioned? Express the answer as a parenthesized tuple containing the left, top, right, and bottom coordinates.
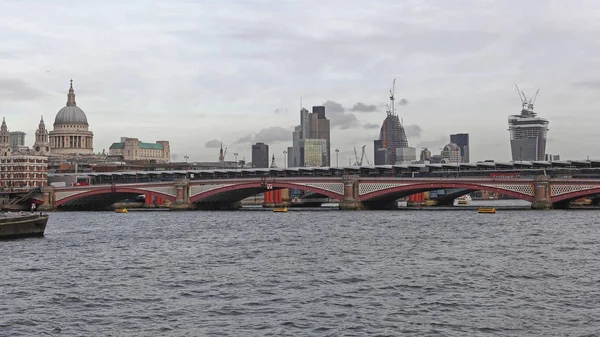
(54, 106, 88, 125)
(54, 80, 89, 126)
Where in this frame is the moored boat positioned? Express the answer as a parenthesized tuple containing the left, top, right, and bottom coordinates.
(115, 208, 128, 213)
(0, 212, 49, 239)
(273, 207, 288, 213)
(478, 207, 496, 214)
(455, 195, 472, 205)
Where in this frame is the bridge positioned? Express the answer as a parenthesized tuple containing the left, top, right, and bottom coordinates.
(34, 174, 600, 211)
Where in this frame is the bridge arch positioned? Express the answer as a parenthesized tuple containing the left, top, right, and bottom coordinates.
(360, 182, 534, 206)
(552, 187, 600, 204)
(55, 186, 176, 209)
(189, 181, 344, 203)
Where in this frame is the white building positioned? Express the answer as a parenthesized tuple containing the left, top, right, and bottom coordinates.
(395, 147, 417, 164)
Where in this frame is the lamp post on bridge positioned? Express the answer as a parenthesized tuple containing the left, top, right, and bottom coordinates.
(184, 155, 189, 163)
(283, 150, 288, 176)
(335, 148, 339, 169)
(234, 152, 239, 177)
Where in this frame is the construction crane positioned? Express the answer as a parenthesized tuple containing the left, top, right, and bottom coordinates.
(353, 145, 372, 166)
(515, 84, 540, 112)
(389, 78, 396, 116)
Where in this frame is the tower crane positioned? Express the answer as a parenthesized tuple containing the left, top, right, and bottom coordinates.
(353, 145, 372, 166)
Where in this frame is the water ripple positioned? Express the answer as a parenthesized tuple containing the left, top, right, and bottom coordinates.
(1, 210, 600, 336)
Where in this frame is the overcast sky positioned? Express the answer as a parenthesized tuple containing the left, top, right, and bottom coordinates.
(1, 0, 599, 164)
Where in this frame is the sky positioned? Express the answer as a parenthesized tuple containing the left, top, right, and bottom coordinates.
(1, 0, 600, 165)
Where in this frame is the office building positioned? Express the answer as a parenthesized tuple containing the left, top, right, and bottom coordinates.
(9, 131, 26, 148)
(302, 139, 327, 167)
(251, 142, 269, 168)
(288, 105, 330, 167)
(0, 155, 48, 188)
(441, 143, 461, 163)
(395, 147, 417, 164)
(508, 86, 549, 161)
(450, 133, 469, 163)
(374, 80, 409, 165)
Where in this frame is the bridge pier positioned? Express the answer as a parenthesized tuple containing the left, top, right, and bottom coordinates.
(195, 201, 242, 210)
(37, 186, 55, 211)
(339, 174, 363, 210)
(169, 179, 192, 211)
(531, 175, 553, 210)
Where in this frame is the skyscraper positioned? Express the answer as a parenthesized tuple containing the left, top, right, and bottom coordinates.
(450, 133, 469, 163)
(9, 131, 26, 148)
(289, 105, 330, 167)
(508, 86, 549, 161)
(251, 142, 269, 168)
(374, 79, 411, 165)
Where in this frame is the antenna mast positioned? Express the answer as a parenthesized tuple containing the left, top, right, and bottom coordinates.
(389, 79, 396, 116)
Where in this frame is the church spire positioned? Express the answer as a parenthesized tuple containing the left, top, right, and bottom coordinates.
(66, 79, 76, 106)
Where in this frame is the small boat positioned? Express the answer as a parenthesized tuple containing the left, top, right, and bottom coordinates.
(455, 195, 472, 205)
(478, 207, 496, 214)
(115, 208, 128, 213)
(273, 207, 288, 213)
(0, 212, 49, 239)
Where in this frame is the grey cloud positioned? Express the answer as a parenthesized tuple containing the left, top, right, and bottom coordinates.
(398, 98, 409, 105)
(323, 100, 361, 129)
(404, 124, 422, 138)
(255, 126, 291, 143)
(322, 100, 345, 113)
(236, 127, 291, 144)
(273, 108, 288, 114)
(362, 123, 380, 130)
(235, 135, 254, 144)
(205, 139, 222, 148)
(417, 136, 449, 150)
(0, 79, 45, 100)
(350, 102, 377, 112)
(572, 81, 600, 89)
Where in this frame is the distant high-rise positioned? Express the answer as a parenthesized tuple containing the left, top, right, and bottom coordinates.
(441, 143, 461, 163)
(450, 133, 469, 163)
(251, 142, 269, 168)
(313, 106, 326, 120)
(508, 86, 549, 161)
(308, 106, 330, 166)
(289, 104, 330, 167)
(9, 131, 26, 148)
(374, 79, 409, 165)
(419, 148, 432, 163)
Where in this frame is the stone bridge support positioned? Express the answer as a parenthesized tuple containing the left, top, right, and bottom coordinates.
(169, 179, 192, 210)
(532, 175, 553, 210)
(339, 174, 362, 210)
(38, 185, 55, 211)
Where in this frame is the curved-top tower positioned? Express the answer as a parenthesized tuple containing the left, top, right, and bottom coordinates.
(49, 80, 94, 156)
(373, 79, 409, 165)
(508, 86, 549, 162)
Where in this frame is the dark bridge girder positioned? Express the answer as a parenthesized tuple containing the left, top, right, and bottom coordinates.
(57, 192, 142, 211)
(360, 183, 535, 210)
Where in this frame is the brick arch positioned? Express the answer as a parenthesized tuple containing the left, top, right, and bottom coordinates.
(360, 182, 535, 203)
(55, 187, 176, 207)
(552, 188, 600, 204)
(189, 182, 344, 203)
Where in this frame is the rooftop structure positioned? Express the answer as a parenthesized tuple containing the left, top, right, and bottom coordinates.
(508, 85, 549, 161)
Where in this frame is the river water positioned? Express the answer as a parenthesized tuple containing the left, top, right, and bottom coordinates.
(2, 206, 600, 336)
